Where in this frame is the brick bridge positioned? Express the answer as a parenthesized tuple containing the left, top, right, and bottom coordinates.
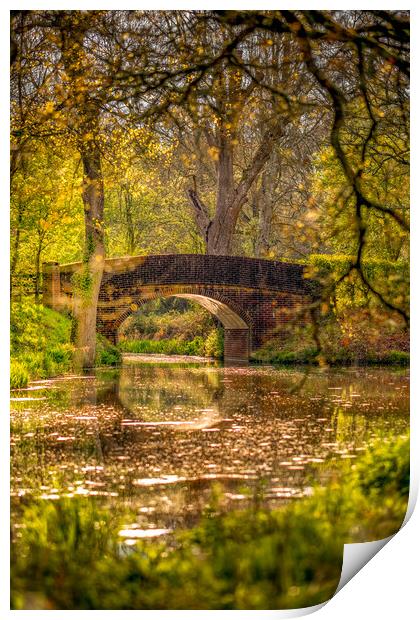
(43, 254, 318, 361)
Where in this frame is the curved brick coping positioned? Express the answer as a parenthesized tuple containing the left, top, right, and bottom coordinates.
(60, 254, 316, 296)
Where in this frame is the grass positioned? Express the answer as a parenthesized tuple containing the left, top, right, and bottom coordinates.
(10, 360, 29, 389)
(120, 336, 205, 356)
(11, 435, 409, 610)
(10, 300, 74, 387)
(10, 300, 122, 387)
(119, 328, 224, 359)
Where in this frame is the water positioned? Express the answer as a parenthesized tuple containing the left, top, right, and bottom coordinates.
(11, 359, 409, 538)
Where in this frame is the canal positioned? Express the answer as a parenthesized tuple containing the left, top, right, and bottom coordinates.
(11, 358, 409, 540)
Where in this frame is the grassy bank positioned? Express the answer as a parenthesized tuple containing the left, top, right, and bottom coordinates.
(10, 301, 121, 388)
(11, 301, 74, 388)
(11, 436, 409, 610)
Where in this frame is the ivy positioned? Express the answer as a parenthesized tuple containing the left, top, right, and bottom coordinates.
(70, 232, 96, 301)
(71, 269, 93, 300)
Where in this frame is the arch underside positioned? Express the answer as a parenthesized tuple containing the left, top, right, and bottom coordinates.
(107, 286, 252, 333)
(171, 294, 248, 329)
(112, 289, 251, 361)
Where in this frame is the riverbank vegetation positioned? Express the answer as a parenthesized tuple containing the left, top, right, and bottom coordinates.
(10, 290, 408, 387)
(11, 435, 409, 610)
(119, 331, 223, 359)
(248, 253, 408, 365)
(251, 305, 409, 366)
(9, 10, 410, 612)
(10, 300, 121, 388)
(11, 300, 74, 388)
(118, 298, 224, 358)
(10, 297, 222, 390)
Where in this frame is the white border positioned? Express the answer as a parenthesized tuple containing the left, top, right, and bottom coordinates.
(2, 3, 418, 618)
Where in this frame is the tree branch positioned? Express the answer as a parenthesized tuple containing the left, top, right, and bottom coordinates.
(186, 188, 212, 242)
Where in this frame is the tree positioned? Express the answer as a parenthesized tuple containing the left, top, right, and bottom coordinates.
(57, 13, 107, 367)
(124, 16, 318, 255)
(10, 9, 410, 362)
(183, 60, 289, 255)
(11, 10, 108, 367)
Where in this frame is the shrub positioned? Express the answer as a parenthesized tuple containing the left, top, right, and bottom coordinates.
(184, 336, 205, 356)
(95, 335, 122, 367)
(251, 346, 318, 365)
(355, 435, 410, 499)
(382, 351, 410, 366)
(305, 254, 409, 315)
(45, 344, 74, 371)
(121, 298, 216, 342)
(204, 328, 224, 358)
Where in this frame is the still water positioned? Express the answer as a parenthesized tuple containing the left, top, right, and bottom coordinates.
(11, 359, 409, 537)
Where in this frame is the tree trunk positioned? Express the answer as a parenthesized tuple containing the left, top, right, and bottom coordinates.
(255, 169, 275, 258)
(124, 188, 136, 255)
(73, 143, 105, 370)
(207, 132, 236, 254)
(11, 202, 24, 278)
(58, 14, 106, 370)
(188, 123, 284, 255)
(34, 241, 42, 302)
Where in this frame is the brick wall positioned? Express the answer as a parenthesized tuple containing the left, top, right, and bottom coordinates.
(224, 329, 250, 361)
(42, 262, 61, 311)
